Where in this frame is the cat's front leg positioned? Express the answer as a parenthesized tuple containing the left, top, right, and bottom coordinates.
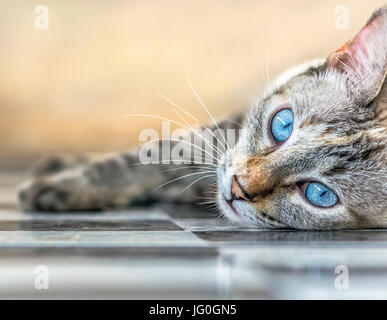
(17, 152, 205, 212)
(18, 112, 243, 212)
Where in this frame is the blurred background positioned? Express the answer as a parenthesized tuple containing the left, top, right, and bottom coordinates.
(0, 0, 386, 165)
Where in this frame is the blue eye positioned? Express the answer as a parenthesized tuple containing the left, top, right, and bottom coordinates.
(305, 182, 339, 208)
(270, 109, 293, 142)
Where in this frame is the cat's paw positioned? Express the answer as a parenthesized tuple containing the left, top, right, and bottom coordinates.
(18, 178, 79, 212)
(32, 155, 89, 177)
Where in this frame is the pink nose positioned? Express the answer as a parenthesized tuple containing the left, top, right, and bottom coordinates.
(231, 175, 251, 201)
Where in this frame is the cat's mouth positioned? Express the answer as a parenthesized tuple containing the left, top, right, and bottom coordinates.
(223, 198, 240, 217)
(220, 195, 286, 228)
(219, 196, 246, 224)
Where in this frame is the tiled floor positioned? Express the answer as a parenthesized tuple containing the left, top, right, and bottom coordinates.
(1, 170, 387, 299)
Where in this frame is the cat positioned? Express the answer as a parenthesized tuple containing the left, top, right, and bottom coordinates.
(18, 7, 387, 230)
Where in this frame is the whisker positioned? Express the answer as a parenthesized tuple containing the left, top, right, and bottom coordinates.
(197, 195, 218, 199)
(129, 158, 218, 167)
(120, 113, 221, 160)
(179, 174, 214, 194)
(156, 88, 227, 154)
(198, 201, 217, 205)
(184, 66, 231, 152)
(199, 202, 218, 208)
(171, 108, 226, 161)
(163, 166, 217, 172)
(264, 49, 272, 85)
(202, 189, 219, 194)
(198, 199, 217, 205)
(137, 137, 219, 163)
(153, 170, 215, 191)
(173, 108, 192, 129)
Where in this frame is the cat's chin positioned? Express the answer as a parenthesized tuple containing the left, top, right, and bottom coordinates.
(217, 193, 271, 228)
(217, 193, 288, 229)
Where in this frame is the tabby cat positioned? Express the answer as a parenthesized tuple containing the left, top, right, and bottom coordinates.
(18, 7, 387, 230)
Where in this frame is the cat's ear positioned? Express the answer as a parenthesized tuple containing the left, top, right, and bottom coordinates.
(327, 6, 387, 105)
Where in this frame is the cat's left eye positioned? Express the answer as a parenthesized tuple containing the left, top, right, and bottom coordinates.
(270, 108, 293, 142)
(304, 182, 339, 208)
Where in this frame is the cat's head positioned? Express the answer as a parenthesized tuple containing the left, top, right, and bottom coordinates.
(217, 7, 387, 230)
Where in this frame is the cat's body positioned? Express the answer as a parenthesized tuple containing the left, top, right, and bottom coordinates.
(18, 7, 387, 230)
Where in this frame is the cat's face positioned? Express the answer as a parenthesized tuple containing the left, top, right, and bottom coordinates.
(217, 7, 387, 230)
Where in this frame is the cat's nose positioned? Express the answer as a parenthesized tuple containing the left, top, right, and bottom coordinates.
(231, 175, 251, 201)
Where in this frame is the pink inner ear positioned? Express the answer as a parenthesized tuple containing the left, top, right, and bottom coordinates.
(348, 28, 370, 69)
(328, 7, 386, 73)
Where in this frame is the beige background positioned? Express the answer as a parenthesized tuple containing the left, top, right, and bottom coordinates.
(0, 0, 386, 161)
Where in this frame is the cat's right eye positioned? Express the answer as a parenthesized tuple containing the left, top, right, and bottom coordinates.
(270, 108, 293, 142)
